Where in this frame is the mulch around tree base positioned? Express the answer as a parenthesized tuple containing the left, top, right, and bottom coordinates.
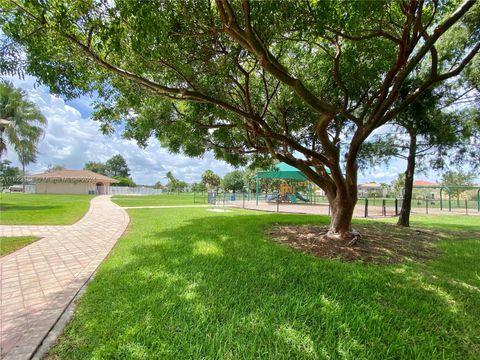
(267, 223, 442, 264)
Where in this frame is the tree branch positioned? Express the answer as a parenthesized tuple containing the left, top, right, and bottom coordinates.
(216, 0, 337, 117)
(326, 26, 402, 45)
(60, 33, 252, 120)
(332, 36, 349, 112)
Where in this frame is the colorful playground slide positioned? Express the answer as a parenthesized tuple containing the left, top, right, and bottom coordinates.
(295, 192, 309, 202)
(266, 192, 309, 202)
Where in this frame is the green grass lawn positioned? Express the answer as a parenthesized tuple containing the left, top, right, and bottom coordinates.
(49, 209, 480, 359)
(0, 193, 93, 225)
(112, 193, 207, 207)
(0, 236, 40, 256)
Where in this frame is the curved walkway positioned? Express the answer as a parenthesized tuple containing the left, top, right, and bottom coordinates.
(0, 195, 129, 359)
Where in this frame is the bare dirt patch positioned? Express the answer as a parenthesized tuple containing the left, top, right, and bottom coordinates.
(267, 223, 443, 264)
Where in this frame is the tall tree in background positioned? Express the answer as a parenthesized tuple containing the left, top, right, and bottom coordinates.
(191, 182, 207, 193)
(222, 170, 245, 193)
(391, 173, 406, 199)
(174, 180, 188, 193)
(84, 161, 107, 175)
(202, 170, 221, 191)
(84, 156, 133, 182)
(17, 139, 36, 191)
(363, 79, 478, 227)
(46, 164, 65, 172)
(0, 159, 20, 187)
(111, 176, 136, 187)
(105, 154, 130, 178)
(441, 170, 476, 187)
(153, 180, 164, 190)
(2, 1, 478, 241)
(0, 81, 46, 166)
(165, 171, 176, 193)
(441, 170, 476, 205)
(165, 171, 187, 193)
(394, 87, 470, 227)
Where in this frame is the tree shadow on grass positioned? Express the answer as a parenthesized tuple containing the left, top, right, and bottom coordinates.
(0, 203, 60, 211)
(51, 211, 480, 359)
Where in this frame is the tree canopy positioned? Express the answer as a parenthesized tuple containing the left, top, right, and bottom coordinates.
(0, 159, 20, 187)
(365, 83, 477, 226)
(222, 170, 245, 192)
(84, 156, 133, 183)
(112, 176, 136, 187)
(105, 154, 130, 177)
(84, 161, 108, 175)
(165, 171, 188, 193)
(46, 164, 66, 173)
(202, 170, 221, 190)
(2, 0, 478, 240)
(442, 170, 476, 187)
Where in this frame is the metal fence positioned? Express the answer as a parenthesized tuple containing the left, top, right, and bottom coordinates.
(208, 191, 479, 217)
(4, 184, 479, 216)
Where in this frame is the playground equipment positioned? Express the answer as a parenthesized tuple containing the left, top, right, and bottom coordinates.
(266, 189, 310, 203)
(266, 192, 280, 201)
(265, 182, 311, 203)
(295, 192, 309, 202)
(254, 162, 330, 205)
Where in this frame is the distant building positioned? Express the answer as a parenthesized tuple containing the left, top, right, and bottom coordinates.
(31, 170, 118, 194)
(358, 182, 387, 197)
(413, 179, 440, 200)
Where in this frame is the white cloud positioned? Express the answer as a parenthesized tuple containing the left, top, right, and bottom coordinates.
(3, 75, 233, 184)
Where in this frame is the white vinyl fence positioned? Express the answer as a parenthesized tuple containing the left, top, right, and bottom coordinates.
(7, 183, 163, 196)
(25, 184, 36, 193)
(104, 186, 164, 195)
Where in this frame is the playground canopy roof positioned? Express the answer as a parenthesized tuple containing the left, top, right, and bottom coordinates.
(256, 162, 330, 181)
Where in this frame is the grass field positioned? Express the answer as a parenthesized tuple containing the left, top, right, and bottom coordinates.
(380, 213, 480, 231)
(0, 193, 93, 225)
(112, 193, 207, 207)
(0, 236, 40, 256)
(49, 206, 480, 359)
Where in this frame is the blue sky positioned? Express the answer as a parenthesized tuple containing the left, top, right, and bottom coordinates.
(3, 74, 442, 185)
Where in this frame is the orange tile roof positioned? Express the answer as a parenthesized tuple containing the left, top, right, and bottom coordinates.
(413, 180, 439, 187)
(31, 170, 119, 183)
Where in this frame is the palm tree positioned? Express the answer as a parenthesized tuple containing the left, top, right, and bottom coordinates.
(165, 171, 176, 193)
(17, 140, 37, 191)
(0, 81, 47, 162)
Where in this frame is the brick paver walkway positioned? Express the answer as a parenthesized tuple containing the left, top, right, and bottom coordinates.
(0, 195, 129, 359)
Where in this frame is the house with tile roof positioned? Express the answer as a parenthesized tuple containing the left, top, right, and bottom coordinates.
(357, 182, 387, 197)
(412, 179, 441, 201)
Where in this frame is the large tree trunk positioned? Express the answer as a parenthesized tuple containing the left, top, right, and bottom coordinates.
(397, 132, 417, 227)
(328, 194, 358, 241)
